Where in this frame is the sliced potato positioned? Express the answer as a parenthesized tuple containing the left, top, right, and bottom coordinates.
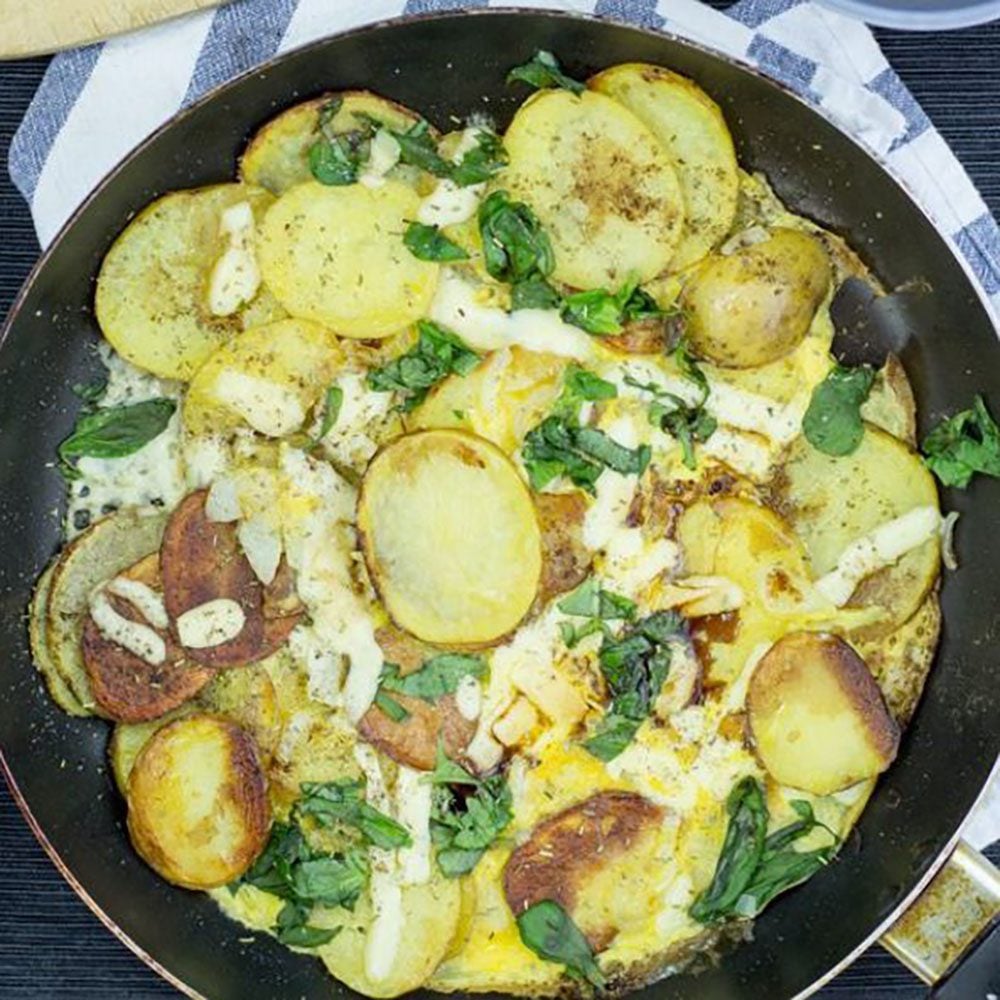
(747, 631, 899, 795)
(127, 714, 271, 888)
(257, 179, 438, 339)
(95, 184, 283, 380)
(774, 424, 940, 636)
(45, 508, 169, 713)
(589, 63, 738, 270)
(503, 791, 664, 950)
(682, 229, 832, 368)
(318, 870, 461, 998)
(110, 711, 189, 794)
(535, 492, 591, 605)
(184, 318, 344, 436)
(240, 91, 423, 194)
(859, 353, 918, 447)
(501, 88, 684, 289)
(358, 430, 542, 645)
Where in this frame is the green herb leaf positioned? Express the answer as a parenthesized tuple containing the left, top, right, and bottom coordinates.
(307, 101, 376, 186)
(366, 320, 480, 411)
(558, 618, 609, 649)
(507, 51, 586, 96)
(922, 394, 1000, 488)
(391, 119, 453, 177)
(431, 772, 512, 877)
(308, 384, 344, 450)
(380, 653, 487, 702)
(450, 129, 509, 187)
(242, 822, 310, 900)
(557, 576, 636, 621)
(403, 221, 470, 262)
(511, 276, 563, 311)
(515, 900, 605, 988)
(58, 398, 176, 475)
(274, 900, 340, 948)
(429, 741, 482, 787)
(373, 688, 410, 722)
(582, 713, 641, 762)
(298, 780, 413, 850)
(72, 377, 108, 405)
(290, 852, 370, 908)
(478, 190, 555, 285)
(802, 363, 876, 456)
(554, 364, 618, 419)
(561, 288, 628, 336)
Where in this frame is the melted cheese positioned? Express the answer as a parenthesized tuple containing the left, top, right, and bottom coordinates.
(89, 589, 166, 664)
(417, 127, 485, 226)
(207, 201, 261, 316)
(212, 370, 306, 437)
(316, 371, 394, 470)
(359, 130, 401, 189)
(396, 766, 433, 886)
(175, 598, 246, 648)
(237, 514, 282, 585)
(455, 675, 482, 721)
(287, 623, 343, 708)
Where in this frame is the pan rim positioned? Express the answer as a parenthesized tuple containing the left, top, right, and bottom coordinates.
(1, 7, 998, 999)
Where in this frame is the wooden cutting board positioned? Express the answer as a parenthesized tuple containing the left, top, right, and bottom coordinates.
(0, 0, 225, 59)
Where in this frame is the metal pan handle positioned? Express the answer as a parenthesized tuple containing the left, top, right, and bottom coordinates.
(880, 840, 1000, 989)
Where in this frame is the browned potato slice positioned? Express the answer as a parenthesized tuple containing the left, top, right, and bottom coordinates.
(160, 490, 302, 667)
(109, 711, 190, 794)
(127, 714, 271, 888)
(357, 693, 476, 771)
(503, 791, 664, 951)
(535, 492, 591, 605)
(82, 554, 214, 722)
(358, 430, 542, 645)
(747, 631, 899, 795)
(682, 229, 831, 368)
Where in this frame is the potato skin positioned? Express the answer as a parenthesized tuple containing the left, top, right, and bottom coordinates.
(747, 631, 899, 795)
(535, 492, 592, 605)
(127, 714, 271, 888)
(503, 791, 663, 949)
(682, 228, 831, 368)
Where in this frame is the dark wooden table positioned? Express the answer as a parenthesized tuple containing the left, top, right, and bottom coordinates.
(1, 7, 999, 998)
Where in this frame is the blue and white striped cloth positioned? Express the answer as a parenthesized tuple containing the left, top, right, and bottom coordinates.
(7, 0, 1000, 845)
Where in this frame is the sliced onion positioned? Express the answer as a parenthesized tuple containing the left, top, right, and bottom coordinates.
(238, 514, 282, 585)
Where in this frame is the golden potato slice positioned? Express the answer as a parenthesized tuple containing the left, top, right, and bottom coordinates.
(110, 711, 189, 794)
(747, 631, 899, 795)
(358, 430, 542, 645)
(95, 184, 283, 380)
(774, 425, 940, 637)
(239, 91, 423, 194)
(45, 508, 170, 714)
(184, 318, 343, 436)
(501, 88, 684, 289)
(682, 229, 831, 368)
(127, 714, 271, 888)
(318, 870, 461, 998)
(257, 179, 438, 339)
(589, 63, 738, 271)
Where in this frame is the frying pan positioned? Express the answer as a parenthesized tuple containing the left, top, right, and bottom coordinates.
(1, 10, 998, 1000)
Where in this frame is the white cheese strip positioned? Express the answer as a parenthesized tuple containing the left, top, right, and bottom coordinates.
(430, 270, 594, 360)
(89, 590, 166, 665)
(207, 201, 261, 316)
(454, 675, 482, 721)
(395, 766, 433, 886)
(213, 370, 306, 437)
(104, 577, 169, 629)
(176, 598, 246, 649)
(815, 505, 941, 607)
(359, 129, 401, 189)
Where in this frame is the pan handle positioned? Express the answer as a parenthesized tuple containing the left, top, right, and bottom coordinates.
(879, 840, 1000, 987)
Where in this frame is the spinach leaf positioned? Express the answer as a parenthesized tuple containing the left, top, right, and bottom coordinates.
(373, 688, 409, 722)
(922, 394, 1000, 488)
(274, 901, 340, 948)
(366, 320, 480, 411)
(802, 363, 876, 456)
(59, 398, 176, 477)
(450, 129, 509, 187)
(511, 276, 563, 311)
(515, 900, 605, 989)
(403, 221, 469, 262)
(308, 384, 344, 450)
(478, 190, 555, 285)
(507, 51, 586, 96)
(380, 653, 487, 702)
(297, 780, 413, 850)
(431, 770, 513, 877)
(689, 778, 839, 924)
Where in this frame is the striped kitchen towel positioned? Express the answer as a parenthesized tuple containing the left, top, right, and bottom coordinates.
(6, 0, 1000, 843)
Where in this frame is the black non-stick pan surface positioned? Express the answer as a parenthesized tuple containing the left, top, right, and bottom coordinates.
(1, 10, 998, 1000)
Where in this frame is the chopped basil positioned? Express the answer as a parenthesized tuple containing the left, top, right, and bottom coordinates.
(515, 900, 604, 989)
(689, 778, 838, 924)
(922, 394, 1000, 488)
(307, 98, 376, 186)
(380, 653, 487, 702)
(429, 741, 482, 787)
(556, 364, 618, 416)
(387, 118, 453, 177)
(584, 611, 685, 761)
(478, 190, 555, 286)
(511, 276, 563, 311)
(450, 129, 509, 187)
(289, 852, 370, 907)
(71, 377, 108, 405)
(296, 780, 413, 850)
(373, 688, 409, 722)
(58, 397, 176, 478)
(274, 901, 340, 948)
(802, 363, 876, 456)
(507, 51, 586, 97)
(431, 768, 513, 877)
(557, 576, 637, 622)
(308, 384, 344, 450)
(366, 320, 480, 411)
(403, 221, 469, 262)
(561, 277, 664, 337)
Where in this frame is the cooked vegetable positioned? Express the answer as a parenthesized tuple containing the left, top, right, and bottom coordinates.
(556, 576, 636, 648)
(682, 228, 831, 368)
(431, 765, 513, 877)
(689, 776, 838, 924)
(802, 363, 876, 456)
(296, 780, 412, 849)
(258, 179, 438, 339)
(589, 64, 739, 271)
(308, 384, 345, 450)
(747, 631, 899, 795)
(922, 394, 1000, 488)
(507, 50, 585, 96)
(560, 277, 664, 337)
(502, 88, 684, 289)
(478, 190, 556, 289)
(358, 430, 542, 644)
(95, 184, 281, 379)
(516, 901, 604, 988)
(127, 714, 271, 888)
(404, 222, 470, 262)
(380, 654, 486, 702)
(535, 492, 592, 604)
(59, 398, 175, 477)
